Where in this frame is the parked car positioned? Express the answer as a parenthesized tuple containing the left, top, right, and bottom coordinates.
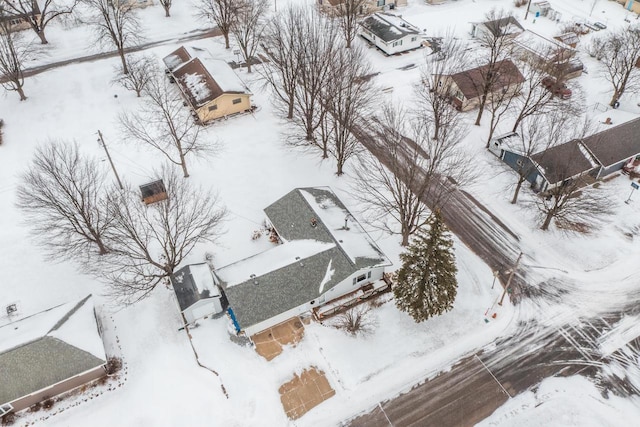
(584, 22, 600, 31)
(593, 22, 607, 30)
(542, 77, 572, 99)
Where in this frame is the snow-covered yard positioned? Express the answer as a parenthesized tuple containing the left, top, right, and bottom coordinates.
(1, 0, 640, 425)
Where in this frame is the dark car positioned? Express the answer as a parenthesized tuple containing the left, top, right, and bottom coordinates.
(594, 22, 607, 30)
(542, 77, 572, 100)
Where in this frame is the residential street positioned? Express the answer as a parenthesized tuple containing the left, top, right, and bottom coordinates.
(347, 126, 640, 426)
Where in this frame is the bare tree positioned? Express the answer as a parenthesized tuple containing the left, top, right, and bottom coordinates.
(321, 44, 373, 175)
(16, 141, 113, 259)
(334, 0, 369, 48)
(485, 72, 521, 146)
(259, 4, 303, 119)
(97, 166, 227, 302)
(418, 32, 467, 141)
(535, 175, 613, 232)
(82, 0, 142, 74)
(112, 54, 155, 96)
(352, 105, 469, 246)
(0, 21, 30, 100)
(230, 0, 268, 73)
(471, 9, 516, 125)
(196, 0, 239, 49)
(120, 72, 212, 178)
(1, 0, 79, 44)
(158, 0, 172, 17)
(507, 110, 571, 204)
(593, 25, 640, 107)
(291, 12, 340, 148)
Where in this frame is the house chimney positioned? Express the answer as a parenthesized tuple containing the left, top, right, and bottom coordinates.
(604, 117, 612, 125)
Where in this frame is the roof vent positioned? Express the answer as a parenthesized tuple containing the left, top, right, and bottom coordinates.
(5, 303, 17, 317)
(250, 274, 258, 285)
(310, 217, 318, 228)
(296, 256, 304, 267)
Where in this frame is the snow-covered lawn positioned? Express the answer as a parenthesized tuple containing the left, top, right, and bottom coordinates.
(1, 0, 640, 425)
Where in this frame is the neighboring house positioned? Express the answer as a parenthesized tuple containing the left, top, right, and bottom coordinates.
(0, 296, 107, 415)
(616, 0, 640, 14)
(212, 187, 391, 338)
(514, 30, 578, 79)
(359, 12, 423, 55)
(529, 1, 552, 17)
(318, 0, 407, 14)
(436, 59, 525, 111)
(554, 32, 579, 49)
(163, 46, 253, 124)
(491, 117, 640, 192)
(171, 263, 228, 324)
(470, 16, 524, 40)
(0, 0, 40, 33)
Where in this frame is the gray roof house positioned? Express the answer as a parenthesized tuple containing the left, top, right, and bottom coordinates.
(213, 187, 391, 337)
(171, 263, 227, 324)
(491, 117, 640, 192)
(0, 295, 106, 414)
(359, 13, 423, 56)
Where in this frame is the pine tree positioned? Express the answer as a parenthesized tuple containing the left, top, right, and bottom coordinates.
(394, 211, 458, 322)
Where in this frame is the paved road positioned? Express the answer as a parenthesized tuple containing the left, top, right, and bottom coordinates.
(347, 125, 637, 426)
(2, 28, 221, 83)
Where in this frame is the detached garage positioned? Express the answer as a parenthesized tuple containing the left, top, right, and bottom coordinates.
(171, 263, 228, 324)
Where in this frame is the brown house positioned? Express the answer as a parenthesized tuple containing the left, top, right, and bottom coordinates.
(163, 46, 253, 124)
(437, 59, 525, 111)
(0, 295, 107, 415)
(318, 0, 407, 14)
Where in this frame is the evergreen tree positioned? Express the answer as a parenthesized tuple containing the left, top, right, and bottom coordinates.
(394, 211, 458, 322)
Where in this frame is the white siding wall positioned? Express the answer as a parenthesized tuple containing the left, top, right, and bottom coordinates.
(360, 30, 421, 55)
(184, 298, 223, 324)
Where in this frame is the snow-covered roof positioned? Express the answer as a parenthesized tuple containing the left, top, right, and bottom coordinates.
(162, 46, 250, 109)
(0, 295, 106, 406)
(171, 263, 221, 312)
(514, 30, 575, 62)
(215, 240, 336, 288)
(360, 12, 421, 43)
(216, 187, 390, 333)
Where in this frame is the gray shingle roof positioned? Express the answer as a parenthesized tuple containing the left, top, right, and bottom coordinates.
(171, 263, 221, 311)
(582, 117, 640, 168)
(215, 187, 389, 332)
(531, 140, 597, 185)
(360, 13, 421, 43)
(0, 296, 106, 406)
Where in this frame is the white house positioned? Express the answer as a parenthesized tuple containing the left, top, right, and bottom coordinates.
(171, 263, 227, 324)
(359, 13, 423, 56)
(213, 187, 391, 338)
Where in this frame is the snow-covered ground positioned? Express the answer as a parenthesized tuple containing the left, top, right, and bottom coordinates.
(1, 0, 640, 425)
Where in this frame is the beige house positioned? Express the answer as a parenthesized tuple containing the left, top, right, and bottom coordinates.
(0, 0, 40, 33)
(616, 0, 640, 14)
(437, 59, 525, 111)
(0, 296, 107, 415)
(163, 46, 253, 124)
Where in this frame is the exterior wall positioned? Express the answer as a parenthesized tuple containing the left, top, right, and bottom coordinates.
(360, 30, 421, 56)
(196, 93, 252, 123)
(625, 1, 640, 14)
(597, 159, 632, 179)
(184, 298, 223, 324)
(501, 151, 543, 189)
(8, 366, 106, 412)
(0, 15, 39, 34)
(242, 266, 386, 337)
(127, 0, 154, 8)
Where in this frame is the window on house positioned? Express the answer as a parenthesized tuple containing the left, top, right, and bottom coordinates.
(232, 98, 242, 104)
(377, 0, 385, 6)
(356, 274, 366, 283)
(516, 159, 524, 167)
(411, 37, 417, 42)
(208, 105, 218, 111)
(367, 271, 371, 279)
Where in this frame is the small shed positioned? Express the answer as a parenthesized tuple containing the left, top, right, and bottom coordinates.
(554, 32, 579, 48)
(140, 180, 168, 205)
(171, 263, 227, 324)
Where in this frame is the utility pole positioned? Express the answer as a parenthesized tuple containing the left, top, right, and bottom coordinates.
(97, 130, 124, 190)
(498, 252, 523, 306)
(524, 0, 533, 20)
